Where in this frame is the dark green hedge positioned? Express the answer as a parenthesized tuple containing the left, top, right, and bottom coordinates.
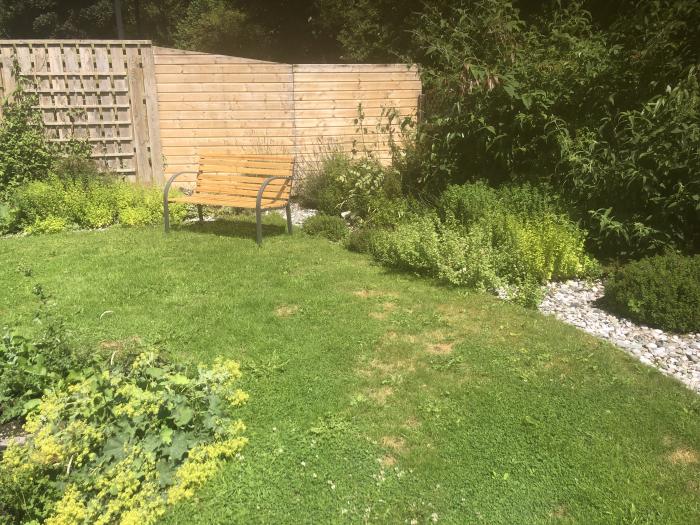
(602, 253, 700, 333)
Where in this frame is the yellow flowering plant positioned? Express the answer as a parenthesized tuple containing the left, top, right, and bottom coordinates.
(0, 331, 248, 524)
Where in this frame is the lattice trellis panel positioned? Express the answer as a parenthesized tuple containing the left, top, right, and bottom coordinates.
(0, 40, 163, 183)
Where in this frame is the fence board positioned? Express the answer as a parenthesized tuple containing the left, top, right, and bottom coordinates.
(110, 45, 132, 174)
(126, 46, 150, 181)
(93, 45, 116, 169)
(79, 45, 99, 141)
(141, 46, 164, 182)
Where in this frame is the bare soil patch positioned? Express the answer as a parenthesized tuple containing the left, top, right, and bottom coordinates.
(367, 386, 394, 405)
(274, 304, 299, 317)
(667, 447, 699, 465)
(379, 455, 397, 468)
(381, 435, 407, 453)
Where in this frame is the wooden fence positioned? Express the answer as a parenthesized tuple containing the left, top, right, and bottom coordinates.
(0, 40, 163, 182)
(153, 47, 294, 181)
(0, 40, 421, 184)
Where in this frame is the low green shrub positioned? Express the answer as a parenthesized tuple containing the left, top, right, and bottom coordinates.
(363, 194, 426, 228)
(297, 150, 401, 218)
(344, 227, 377, 253)
(0, 286, 90, 423)
(0, 294, 248, 524)
(303, 213, 349, 242)
(601, 253, 700, 333)
(297, 150, 351, 214)
(371, 214, 502, 291)
(369, 182, 597, 306)
(438, 181, 563, 225)
(5, 175, 188, 234)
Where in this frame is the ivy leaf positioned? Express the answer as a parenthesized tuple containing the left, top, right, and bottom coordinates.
(23, 397, 41, 412)
(156, 459, 175, 487)
(146, 367, 165, 379)
(142, 434, 162, 454)
(102, 436, 127, 462)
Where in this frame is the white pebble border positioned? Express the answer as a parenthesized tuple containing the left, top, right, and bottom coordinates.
(539, 280, 700, 394)
(274, 202, 317, 226)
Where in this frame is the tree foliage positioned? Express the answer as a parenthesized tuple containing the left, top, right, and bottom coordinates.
(406, 0, 700, 257)
(173, 0, 272, 58)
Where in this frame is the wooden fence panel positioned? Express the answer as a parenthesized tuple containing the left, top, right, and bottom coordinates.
(153, 47, 295, 180)
(152, 47, 421, 179)
(292, 64, 421, 164)
(0, 40, 163, 183)
(0, 41, 421, 185)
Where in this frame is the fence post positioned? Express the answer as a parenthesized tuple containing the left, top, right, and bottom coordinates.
(141, 45, 164, 183)
(126, 45, 152, 183)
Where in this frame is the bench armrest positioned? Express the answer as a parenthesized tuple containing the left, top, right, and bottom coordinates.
(163, 171, 196, 205)
(256, 176, 292, 209)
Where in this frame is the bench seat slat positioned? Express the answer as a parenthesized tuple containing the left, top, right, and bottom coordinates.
(197, 173, 292, 185)
(194, 189, 290, 200)
(170, 195, 288, 209)
(195, 181, 291, 194)
(193, 190, 290, 201)
(199, 165, 293, 177)
(195, 184, 289, 195)
(199, 152, 294, 162)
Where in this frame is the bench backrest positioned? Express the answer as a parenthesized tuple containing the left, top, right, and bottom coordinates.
(195, 153, 295, 203)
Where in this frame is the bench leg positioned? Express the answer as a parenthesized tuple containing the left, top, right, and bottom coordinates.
(285, 203, 292, 234)
(197, 204, 204, 222)
(163, 199, 170, 233)
(256, 204, 263, 246)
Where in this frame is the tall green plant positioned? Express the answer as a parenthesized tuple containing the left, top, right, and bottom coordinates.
(558, 68, 700, 256)
(407, 0, 700, 257)
(0, 61, 90, 198)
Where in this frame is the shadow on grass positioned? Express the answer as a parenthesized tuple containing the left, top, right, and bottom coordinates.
(172, 217, 288, 242)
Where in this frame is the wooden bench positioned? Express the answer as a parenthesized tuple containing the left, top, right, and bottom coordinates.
(163, 153, 295, 245)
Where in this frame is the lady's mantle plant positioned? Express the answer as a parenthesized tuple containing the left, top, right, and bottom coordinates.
(0, 308, 248, 524)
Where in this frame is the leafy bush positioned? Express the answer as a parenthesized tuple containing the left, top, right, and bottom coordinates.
(0, 70, 90, 199)
(345, 227, 377, 253)
(369, 183, 597, 306)
(407, 0, 700, 257)
(372, 214, 503, 290)
(5, 175, 188, 234)
(303, 213, 348, 242)
(0, 287, 89, 423)
(298, 150, 401, 218)
(174, 0, 272, 58)
(363, 194, 425, 228)
(0, 298, 248, 524)
(601, 253, 700, 333)
(558, 69, 700, 256)
(439, 182, 563, 224)
(297, 150, 350, 213)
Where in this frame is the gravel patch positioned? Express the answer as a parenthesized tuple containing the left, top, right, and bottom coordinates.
(539, 279, 700, 394)
(273, 202, 317, 226)
(183, 203, 317, 226)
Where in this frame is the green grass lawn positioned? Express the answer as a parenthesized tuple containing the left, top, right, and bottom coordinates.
(1, 216, 699, 524)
